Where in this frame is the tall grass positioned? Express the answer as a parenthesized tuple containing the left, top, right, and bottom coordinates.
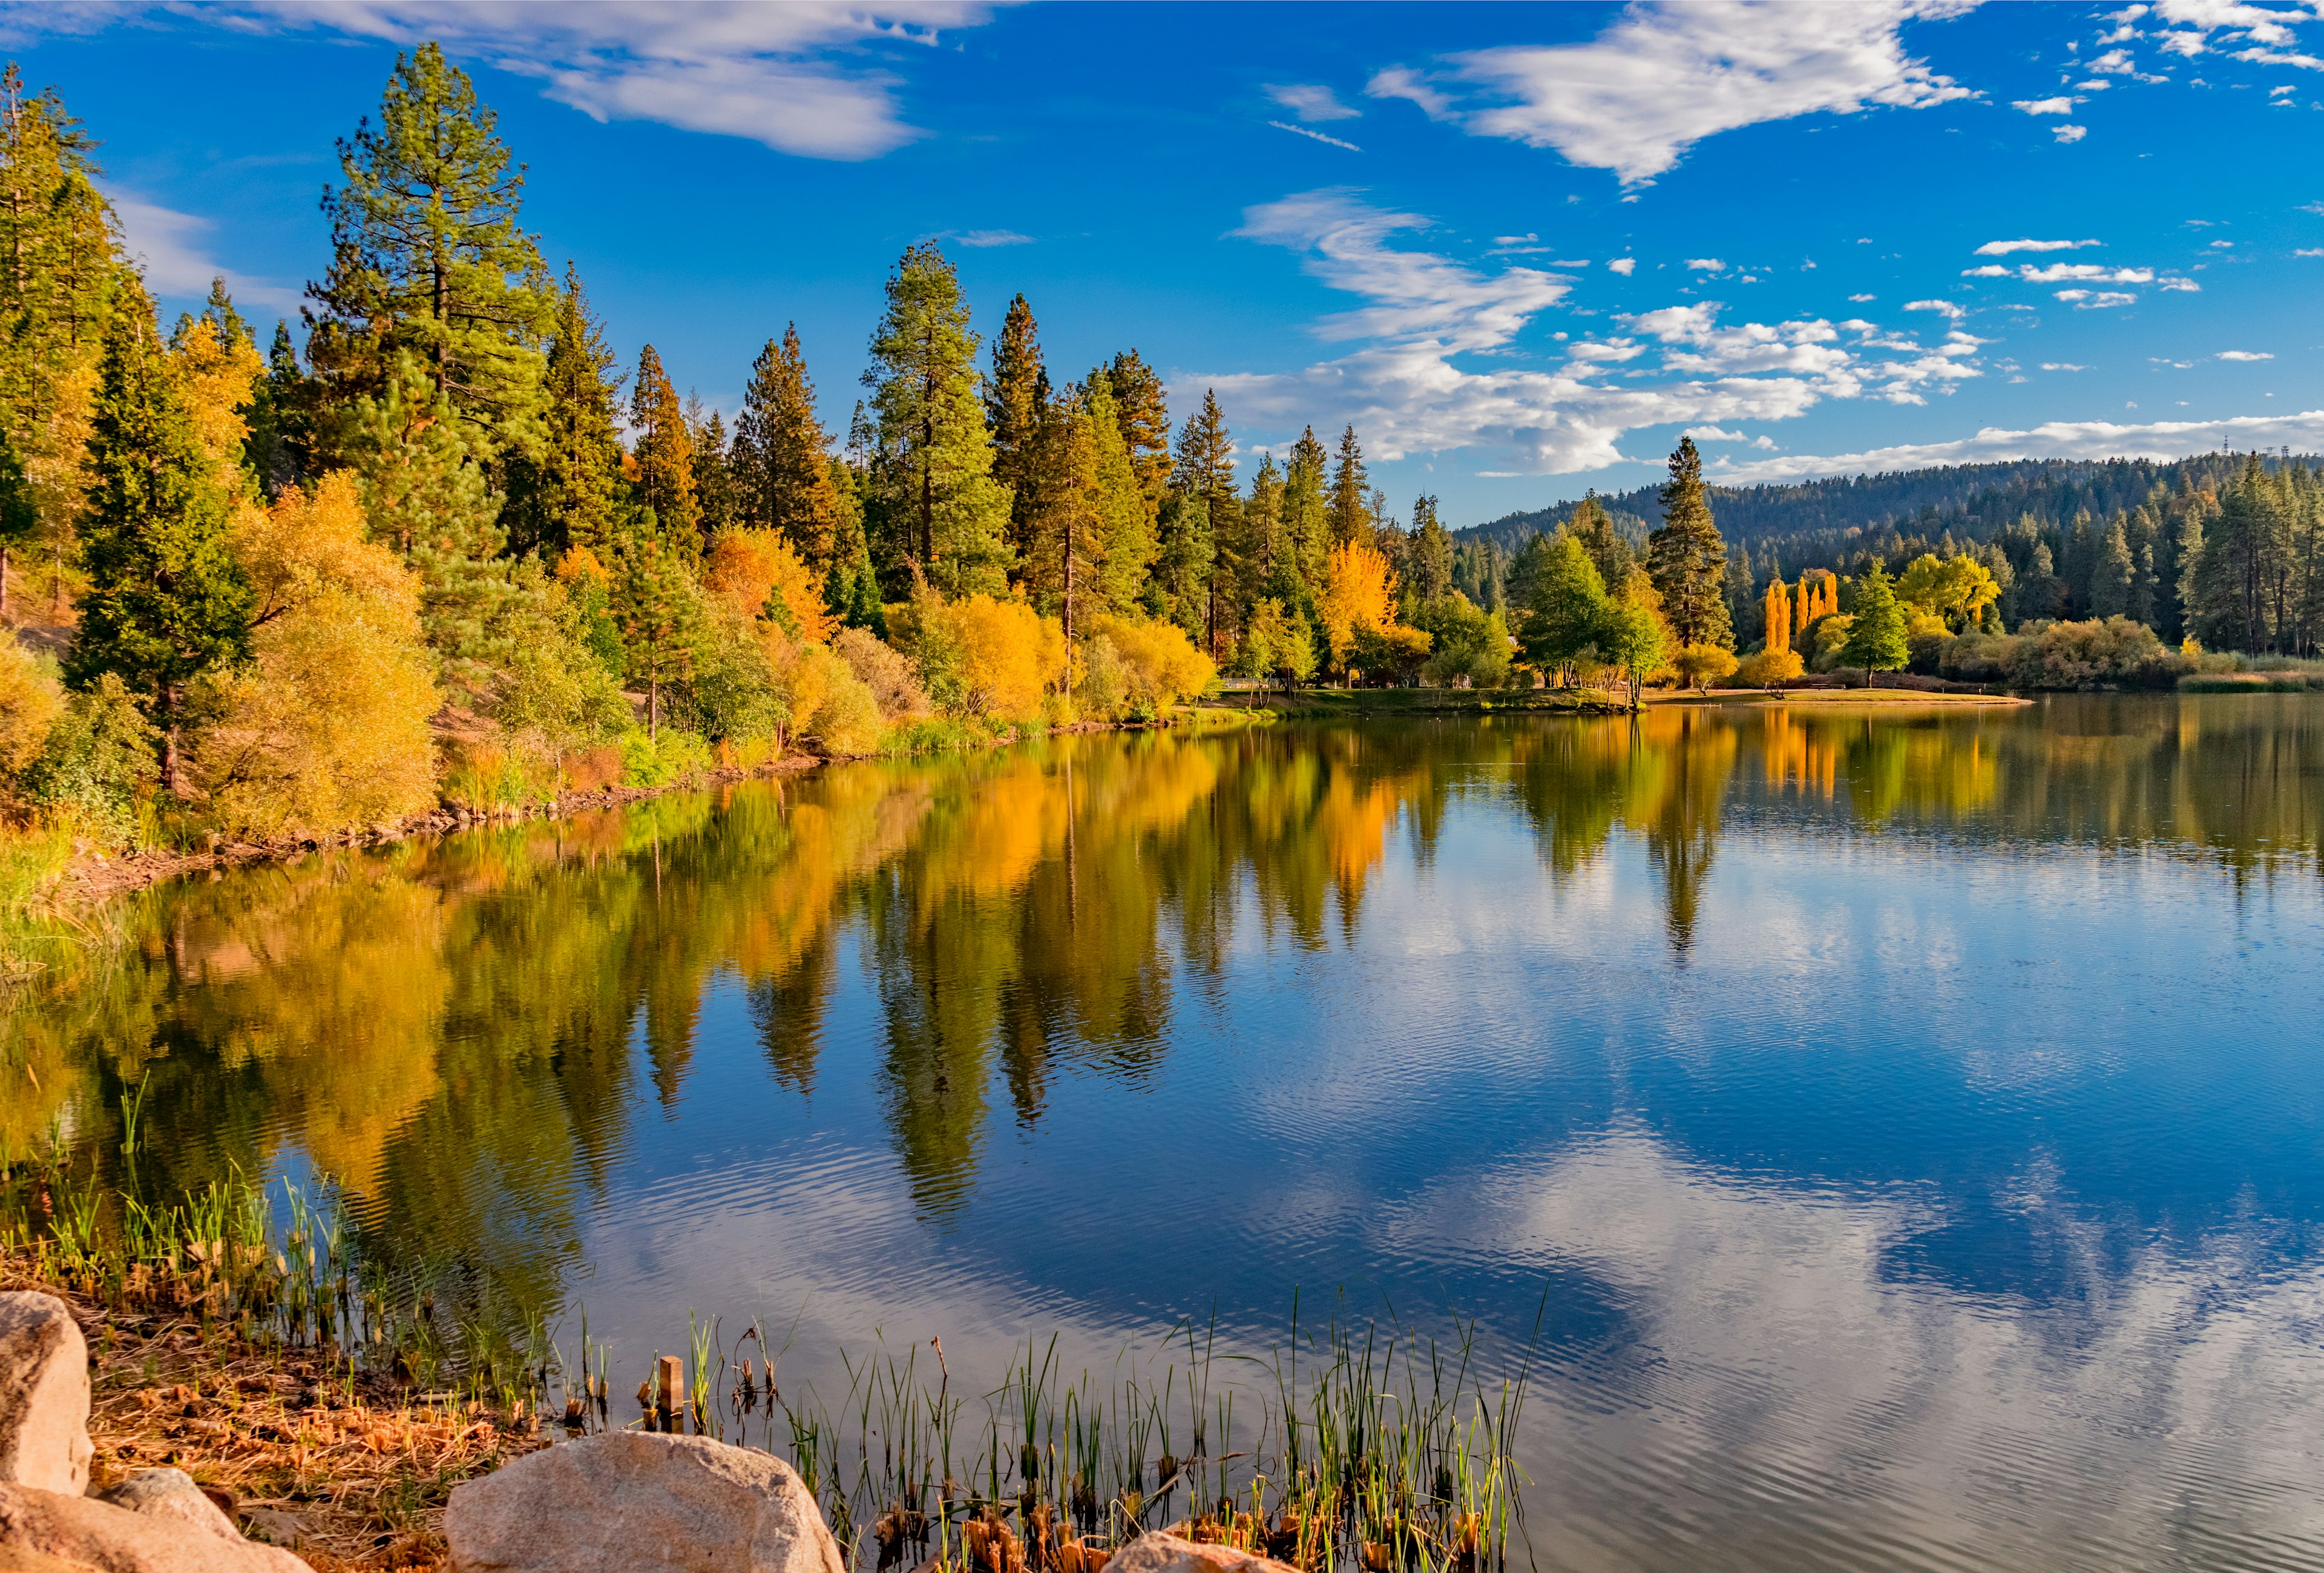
(2, 1145, 1536, 1573)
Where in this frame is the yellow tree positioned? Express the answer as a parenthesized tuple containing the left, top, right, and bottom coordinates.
(1897, 552, 2000, 632)
(1318, 539, 1396, 678)
(1762, 577, 1791, 655)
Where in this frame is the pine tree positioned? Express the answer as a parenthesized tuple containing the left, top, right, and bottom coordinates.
(1241, 452, 1284, 605)
(1328, 425, 1370, 547)
(689, 398, 737, 537)
(987, 293, 1049, 564)
(1408, 494, 1452, 606)
(1083, 375, 1154, 616)
(1646, 438, 1733, 649)
(245, 321, 318, 496)
(614, 531, 702, 741)
(307, 42, 552, 455)
(2089, 513, 2134, 618)
(1569, 493, 1634, 591)
(862, 243, 1012, 596)
(533, 261, 623, 557)
(735, 325, 843, 570)
(1102, 349, 1172, 510)
(1839, 559, 1909, 684)
(1282, 426, 1330, 604)
(352, 354, 539, 690)
(67, 291, 251, 793)
(1172, 390, 1240, 653)
(629, 343, 698, 559)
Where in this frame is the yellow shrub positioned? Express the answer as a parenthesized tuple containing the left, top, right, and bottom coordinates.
(1734, 647, 1805, 686)
(0, 642, 62, 779)
(905, 591, 1063, 720)
(704, 528, 833, 644)
(1088, 614, 1215, 714)
(1671, 642, 1738, 691)
(197, 586, 441, 835)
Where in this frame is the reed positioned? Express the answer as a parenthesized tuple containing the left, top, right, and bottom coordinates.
(0, 1153, 1536, 1573)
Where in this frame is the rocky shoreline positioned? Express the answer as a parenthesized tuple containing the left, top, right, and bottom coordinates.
(0, 1272, 1308, 1573)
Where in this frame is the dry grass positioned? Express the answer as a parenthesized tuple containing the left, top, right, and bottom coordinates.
(2, 1253, 545, 1571)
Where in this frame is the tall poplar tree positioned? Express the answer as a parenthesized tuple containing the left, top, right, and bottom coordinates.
(307, 42, 553, 456)
(533, 261, 623, 557)
(735, 325, 842, 569)
(629, 343, 698, 559)
(987, 293, 1049, 563)
(67, 291, 251, 793)
(1646, 437, 1733, 649)
(862, 243, 1011, 596)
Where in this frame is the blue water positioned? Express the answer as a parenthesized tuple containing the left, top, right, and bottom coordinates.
(27, 694, 2324, 1569)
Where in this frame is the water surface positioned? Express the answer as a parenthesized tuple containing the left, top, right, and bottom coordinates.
(15, 695, 2324, 1572)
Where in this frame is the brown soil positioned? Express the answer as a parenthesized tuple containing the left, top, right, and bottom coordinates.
(2, 1257, 548, 1571)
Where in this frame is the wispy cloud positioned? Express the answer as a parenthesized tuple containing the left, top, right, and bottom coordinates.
(1265, 82, 1361, 122)
(2012, 96, 2081, 114)
(1975, 238, 2101, 254)
(110, 192, 304, 315)
(1192, 188, 1983, 475)
(2216, 349, 2274, 360)
(956, 229, 1031, 248)
(1365, 0, 1977, 183)
(1270, 120, 1362, 152)
(92, 1, 1003, 160)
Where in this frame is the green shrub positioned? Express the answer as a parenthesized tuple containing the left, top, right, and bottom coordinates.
(619, 727, 715, 789)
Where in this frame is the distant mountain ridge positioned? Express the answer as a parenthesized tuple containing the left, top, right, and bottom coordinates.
(1454, 453, 2316, 553)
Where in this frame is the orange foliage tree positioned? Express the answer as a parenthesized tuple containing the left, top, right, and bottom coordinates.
(1762, 577, 1791, 655)
(1318, 540, 1397, 675)
(704, 528, 833, 643)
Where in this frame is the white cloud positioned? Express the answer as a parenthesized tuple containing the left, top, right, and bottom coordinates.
(1905, 298, 1967, 319)
(1962, 264, 2013, 277)
(2056, 289, 2139, 307)
(1495, 232, 1540, 246)
(1975, 237, 2101, 255)
(109, 192, 304, 315)
(1365, 0, 1977, 183)
(1849, 292, 1877, 301)
(1270, 120, 1363, 151)
(163, 1, 999, 160)
(955, 229, 1031, 248)
(1608, 257, 1638, 275)
(1265, 82, 1361, 122)
(2055, 122, 2091, 141)
(2298, 248, 2324, 257)
(2158, 275, 2204, 290)
(1718, 406, 2324, 481)
(1686, 257, 1727, 272)
(1195, 187, 1984, 475)
(2089, 46, 2139, 71)
(2017, 263, 2155, 281)
(2040, 362, 2089, 370)
(2013, 96, 2081, 113)
(2217, 349, 2275, 360)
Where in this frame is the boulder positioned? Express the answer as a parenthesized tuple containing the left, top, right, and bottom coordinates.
(94, 1474, 238, 1542)
(444, 1431, 845, 1573)
(0, 1295, 91, 1496)
(0, 1483, 309, 1571)
(1107, 1534, 1299, 1573)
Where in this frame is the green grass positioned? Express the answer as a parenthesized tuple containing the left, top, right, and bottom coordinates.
(1253, 686, 1619, 718)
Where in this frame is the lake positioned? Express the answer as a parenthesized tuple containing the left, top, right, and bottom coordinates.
(13, 694, 2324, 1572)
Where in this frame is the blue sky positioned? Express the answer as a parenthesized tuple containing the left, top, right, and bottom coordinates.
(9, 0, 2324, 527)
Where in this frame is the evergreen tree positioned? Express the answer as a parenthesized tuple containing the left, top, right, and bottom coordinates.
(1646, 437, 1733, 649)
(532, 261, 623, 557)
(862, 243, 1012, 596)
(67, 292, 251, 793)
(1241, 452, 1284, 606)
(1083, 375, 1155, 616)
(689, 398, 737, 537)
(352, 354, 538, 689)
(1569, 492, 1635, 590)
(245, 321, 319, 496)
(1408, 494, 1452, 605)
(2089, 513, 2134, 618)
(1282, 426, 1330, 604)
(987, 292, 1049, 563)
(1102, 349, 1172, 510)
(628, 343, 698, 559)
(0, 436, 31, 618)
(1172, 390, 1239, 652)
(306, 42, 552, 455)
(1839, 559, 1909, 684)
(1327, 425, 1370, 546)
(735, 325, 842, 570)
(614, 531, 702, 741)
